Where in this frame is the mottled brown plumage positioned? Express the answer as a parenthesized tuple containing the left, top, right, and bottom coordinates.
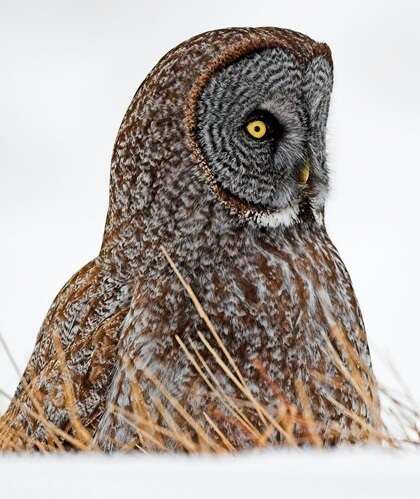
(0, 27, 379, 451)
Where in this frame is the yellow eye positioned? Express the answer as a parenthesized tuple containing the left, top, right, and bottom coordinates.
(246, 120, 267, 139)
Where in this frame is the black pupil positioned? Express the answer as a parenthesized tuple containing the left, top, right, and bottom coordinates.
(254, 125, 261, 132)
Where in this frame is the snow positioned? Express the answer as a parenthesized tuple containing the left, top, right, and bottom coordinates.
(1, 449, 419, 499)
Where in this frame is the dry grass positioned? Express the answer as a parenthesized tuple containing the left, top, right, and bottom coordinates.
(0, 247, 419, 453)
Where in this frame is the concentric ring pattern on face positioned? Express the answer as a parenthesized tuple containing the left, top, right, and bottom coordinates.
(196, 48, 309, 212)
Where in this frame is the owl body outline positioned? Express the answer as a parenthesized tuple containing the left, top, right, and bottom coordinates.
(0, 27, 378, 451)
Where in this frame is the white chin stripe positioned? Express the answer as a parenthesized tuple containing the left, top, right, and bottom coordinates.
(253, 205, 298, 228)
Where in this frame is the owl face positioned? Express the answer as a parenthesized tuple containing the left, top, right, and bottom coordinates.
(191, 47, 333, 228)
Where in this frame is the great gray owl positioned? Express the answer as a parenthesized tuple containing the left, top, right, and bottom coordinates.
(0, 27, 379, 451)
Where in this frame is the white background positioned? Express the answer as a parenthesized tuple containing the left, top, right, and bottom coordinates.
(1, 0, 419, 418)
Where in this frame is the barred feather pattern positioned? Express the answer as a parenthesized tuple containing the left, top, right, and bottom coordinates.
(1, 27, 378, 450)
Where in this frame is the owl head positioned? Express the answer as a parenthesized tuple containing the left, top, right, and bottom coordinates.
(102, 28, 334, 260)
(185, 34, 333, 228)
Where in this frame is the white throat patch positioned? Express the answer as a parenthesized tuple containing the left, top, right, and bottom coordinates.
(253, 204, 299, 229)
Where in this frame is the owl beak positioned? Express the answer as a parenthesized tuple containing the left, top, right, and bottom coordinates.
(298, 162, 310, 185)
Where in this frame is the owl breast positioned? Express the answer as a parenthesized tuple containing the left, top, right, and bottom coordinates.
(98, 220, 372, 449)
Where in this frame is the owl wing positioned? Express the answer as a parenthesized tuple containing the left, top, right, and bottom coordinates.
(0, 259, 131, 450)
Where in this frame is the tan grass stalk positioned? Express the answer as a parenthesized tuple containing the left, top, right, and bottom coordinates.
(137, 362, 225, 453)
(294, 379, 323, 447)
(177, 335, 262, 442)
(202, 412, 235, 451)
(52, 331, 94, 448)
(197, 330, 297, 446)
(187, 338, 262, 440)
(108, 405, 168, 451)
(151, 395, 198, 452)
